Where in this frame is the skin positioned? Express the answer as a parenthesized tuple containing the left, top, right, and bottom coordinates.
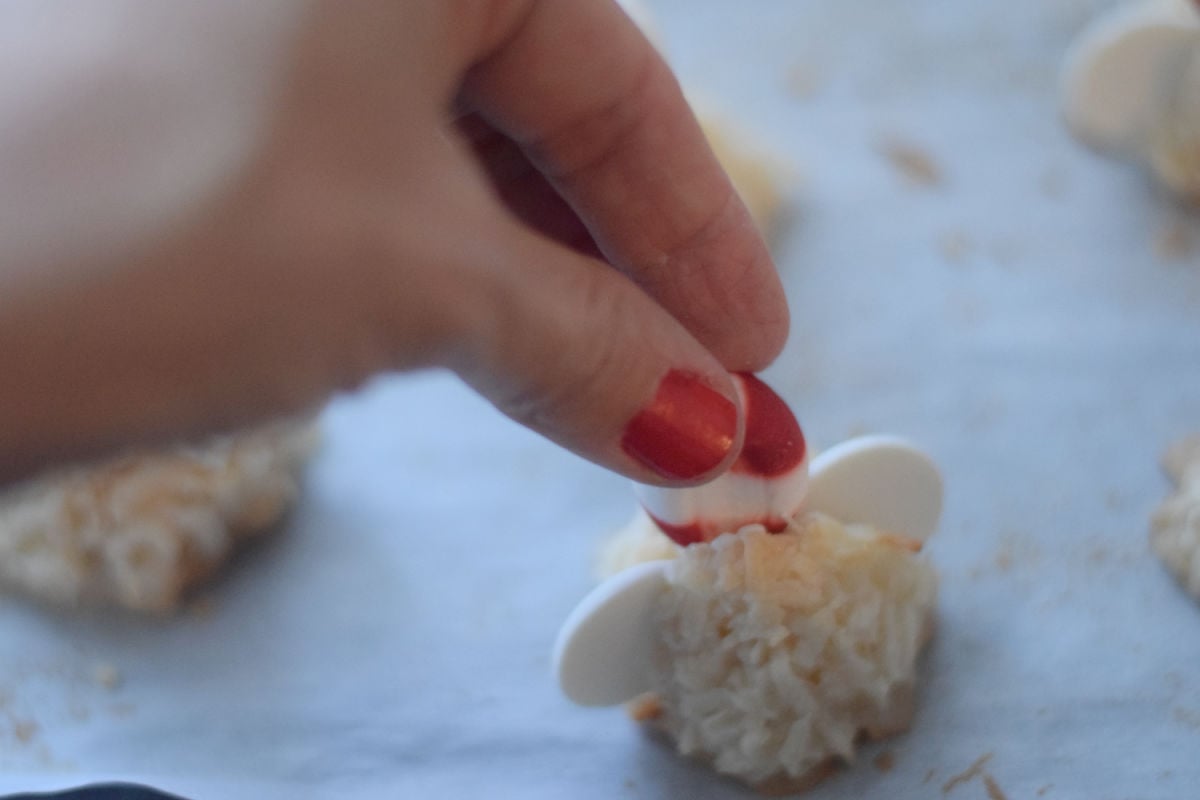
(0, 0, 788, 486)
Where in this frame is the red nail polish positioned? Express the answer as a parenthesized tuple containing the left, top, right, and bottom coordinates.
(620, 370, 738, 480)
(730, 372, 807, 477)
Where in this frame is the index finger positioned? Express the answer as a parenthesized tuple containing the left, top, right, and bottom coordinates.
(456, 0, 789, 372)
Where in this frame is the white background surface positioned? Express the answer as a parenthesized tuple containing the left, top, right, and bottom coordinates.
(3, 0, 1200, 797)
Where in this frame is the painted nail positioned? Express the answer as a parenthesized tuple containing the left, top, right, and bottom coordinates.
(730, 372, 807, 477)
(620, 370, 738, 480)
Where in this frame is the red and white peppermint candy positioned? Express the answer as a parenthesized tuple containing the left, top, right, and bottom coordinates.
(635, 373, 808, 546)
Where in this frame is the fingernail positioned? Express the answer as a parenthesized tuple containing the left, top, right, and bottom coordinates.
(620, 370, 738, 480)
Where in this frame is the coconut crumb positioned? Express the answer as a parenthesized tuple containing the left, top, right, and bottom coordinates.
(12, 718, 38, 745)
(93, 663, 122, 691)
(880, 139, 943, 187)
(873, 750, 896, 772)
(938, 230, 973, 265)
(1173, 706, 1200, 730)
(983, 773, 1009, 800)
(943, 752, 994, 794)
(627, 694, 663, 722)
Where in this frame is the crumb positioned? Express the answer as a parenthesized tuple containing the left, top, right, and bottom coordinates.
(785, 64, 821, 100)
(1155, 218, 1193, 261)
(12, 719, 38, 745)
(623, 777, 637, 793)
(93, 663, 122, 691)
(880, 139, 942, 187)
(942, 752, 993, 794)
(983, 772, 1008, 800)
(1159, 769, 1173, 780)
(991, 532, 1041, 574)
(873, 750, 896, 772)
(938, 230, 972, 265)
(1085, 545, 1110, 566)
(1172, 707, 1200, 730)
(69, 703, 90, 723)
(627, 694, 663, 722)
(924, 768, 937, 784)
(1037, 784, 1054, 796)
(1166, 671, 1184, 691)
(1104, 488, 1125, 511)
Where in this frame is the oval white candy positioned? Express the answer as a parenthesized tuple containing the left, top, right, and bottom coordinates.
(553, 561, 667, 707)
(634, 453, 809, 543)
(1061, 0, 1200, 153)
(806, 435, 943, 543)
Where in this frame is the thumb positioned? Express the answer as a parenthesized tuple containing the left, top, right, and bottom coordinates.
(448, 216, 746, 487)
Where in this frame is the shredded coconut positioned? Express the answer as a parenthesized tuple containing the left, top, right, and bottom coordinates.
(645, 513, 937, 789)
(596, 508, 680, 578)
(0, 420, 316, 612)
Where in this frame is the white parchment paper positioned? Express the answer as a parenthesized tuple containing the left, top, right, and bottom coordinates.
(3, 1, 1200, 797)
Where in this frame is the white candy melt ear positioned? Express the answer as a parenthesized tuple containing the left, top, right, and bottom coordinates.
(806, 435, 943, 543)
(553, 561, 668, 706)
(554, 436, 944, 707)
(1061, 0, 1200, 153)
(635, 374, 809, 546)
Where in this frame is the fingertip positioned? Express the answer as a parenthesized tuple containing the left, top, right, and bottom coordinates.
(685, 252, 791, 373)
(446, 213, 753, 489)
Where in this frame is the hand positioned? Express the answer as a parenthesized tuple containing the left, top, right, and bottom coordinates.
(0, 0, 788, 485)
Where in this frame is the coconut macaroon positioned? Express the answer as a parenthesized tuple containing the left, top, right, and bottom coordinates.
(0, 420, 316, 613)
(616, 514, 936, 791)
(1151, 433, 1200, 598)
(562, 402, 940, 789)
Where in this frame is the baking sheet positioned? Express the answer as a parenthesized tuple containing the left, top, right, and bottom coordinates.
(3, 0, 1200, 797)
